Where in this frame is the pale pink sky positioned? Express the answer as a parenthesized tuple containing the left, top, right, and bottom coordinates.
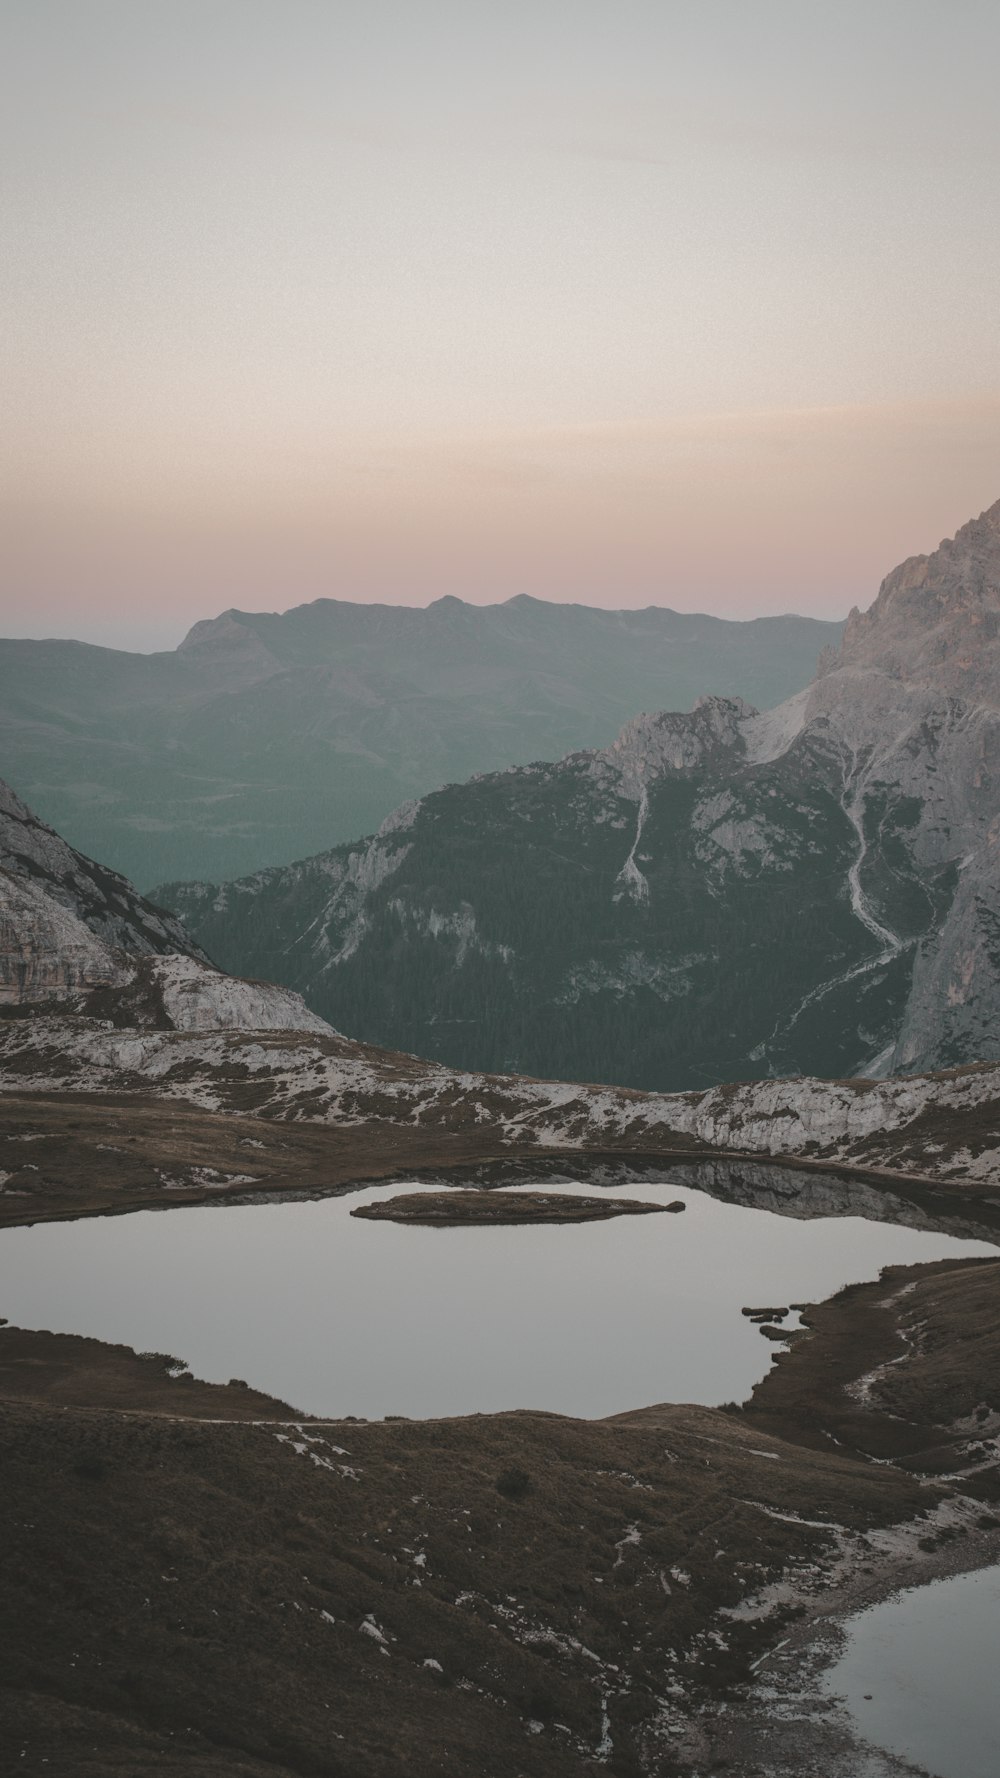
(3, 2, 1000, 651)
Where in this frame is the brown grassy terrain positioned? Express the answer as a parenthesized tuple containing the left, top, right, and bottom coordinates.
(2, 1253, 999, 1776)
(741, 1256, 1000, 1481)
(0, 1326, 297, 1420)
(0, 1386, 922, 1778)
(0, 1090, 550, 1228)
(3, 1074, 1000, 1774)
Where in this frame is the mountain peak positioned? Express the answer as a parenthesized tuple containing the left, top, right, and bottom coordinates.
(834, 495, 1000, 706)
(176, 609, 283, 681)
(177, 608, 249, 648)
(600, 694, 756, 796)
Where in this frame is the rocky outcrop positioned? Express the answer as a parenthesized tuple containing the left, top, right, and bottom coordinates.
(0, 779, 333, 1037)
(593, 695, 756, 797)
(0, 777, 201, 965)
(793, 501, 1000, 1072)
(0, 871, 128, 1005)
(0, 775, 203, 1007)
(831, 496, 1000, 706)
(149, 954, 333, 1036)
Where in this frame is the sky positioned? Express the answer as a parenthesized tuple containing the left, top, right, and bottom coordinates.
(3, 0, 1000, 652)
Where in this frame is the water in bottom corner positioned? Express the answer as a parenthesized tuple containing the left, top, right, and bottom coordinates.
(823, 1563, 1000, 1778)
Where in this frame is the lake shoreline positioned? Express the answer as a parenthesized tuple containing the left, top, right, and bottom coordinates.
(3, 1089, 1000, 1244)
(686, 1256, 1000, 1772)
(692, 1510, 1000, 1776)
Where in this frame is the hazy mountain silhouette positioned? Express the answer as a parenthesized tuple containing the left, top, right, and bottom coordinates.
(0, 596, 840, 888)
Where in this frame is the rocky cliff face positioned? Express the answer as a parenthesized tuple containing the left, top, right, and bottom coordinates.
(831, 496, 1000, 705)
(0, 777, 199, 962)
(161, 498, 1000, 1090)
(0, 778, 331, 1035)
(0, 777, 201, 1006)
(148, 953, 332, 1036)
(0, 871, 130, 1005)
(803, 497, 1000, 1070)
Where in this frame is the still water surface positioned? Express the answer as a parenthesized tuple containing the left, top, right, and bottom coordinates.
(0, 1176, 992, 1418)
(825, 1564, 1000, 1778)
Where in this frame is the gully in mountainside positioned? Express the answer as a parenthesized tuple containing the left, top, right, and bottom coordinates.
(764, 739, 912, 1074)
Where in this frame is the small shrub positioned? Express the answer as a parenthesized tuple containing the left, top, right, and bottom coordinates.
(137, 1351, 187, 1374)
(495, 1465, 532, 1501)
(526, 1684, 556, 1721)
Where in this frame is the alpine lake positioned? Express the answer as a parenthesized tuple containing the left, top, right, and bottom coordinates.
(1, 1165, 994, 1420)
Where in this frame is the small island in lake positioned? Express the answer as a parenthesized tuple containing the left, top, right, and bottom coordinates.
(351, 1189, 686, 1225)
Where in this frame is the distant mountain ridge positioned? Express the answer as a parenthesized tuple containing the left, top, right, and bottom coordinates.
(159, 500, 1000, 1092)
(0, 595, 840, 887)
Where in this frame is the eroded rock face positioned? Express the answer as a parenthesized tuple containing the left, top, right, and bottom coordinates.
(831, 496, 1000, 707)
(795, 501, 1000, 1072)
(159, 498, 1000, 1091)
(149, 954, 333, 1036)
(0, 780, 334, 1037)
(0, 871, 127, 1004)
(594, 695, 757, 797)
(0, 778, 201, 968)
(0, 777, 204, 1007)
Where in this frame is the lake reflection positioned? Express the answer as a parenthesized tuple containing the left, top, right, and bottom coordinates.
(0, 1178, 993, 1419)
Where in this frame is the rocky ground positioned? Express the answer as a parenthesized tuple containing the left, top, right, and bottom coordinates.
(2, 1251, 998, 1776)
